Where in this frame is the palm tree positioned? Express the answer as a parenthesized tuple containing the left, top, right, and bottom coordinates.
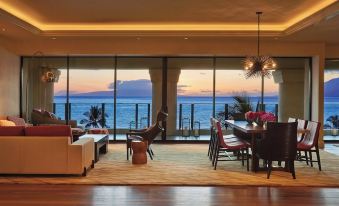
(326, 115, 339, 129)
(80, 105, 109, 128)
(216, 93, 253, 122)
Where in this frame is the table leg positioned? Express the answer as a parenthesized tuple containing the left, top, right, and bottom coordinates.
(95, 143, 99, 162)
(251, 133, 258, 172)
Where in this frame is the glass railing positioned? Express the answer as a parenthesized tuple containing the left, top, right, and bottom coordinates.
(53, 103, 151, 130)
(53, 102, 278, 132)
(178, 103, 279, 130)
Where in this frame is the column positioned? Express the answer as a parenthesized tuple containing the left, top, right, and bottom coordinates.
(274, 69, 305, 122)
(149, 68, 181, 136)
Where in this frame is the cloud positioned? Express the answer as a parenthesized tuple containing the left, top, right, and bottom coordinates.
(200, 90, 212, 93)
(107, 79, 152, 97)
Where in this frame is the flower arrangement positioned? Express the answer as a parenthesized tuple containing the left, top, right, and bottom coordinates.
(245, 111, 276, 126)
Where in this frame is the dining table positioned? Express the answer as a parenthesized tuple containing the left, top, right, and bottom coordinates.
(224, 120, 265, 172)
(224, 120, 309, 172)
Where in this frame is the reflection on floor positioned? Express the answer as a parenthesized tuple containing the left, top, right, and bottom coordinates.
(109, 134, 210, 141)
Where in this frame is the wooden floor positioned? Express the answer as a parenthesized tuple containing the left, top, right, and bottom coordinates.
(0, 184, 339, 206)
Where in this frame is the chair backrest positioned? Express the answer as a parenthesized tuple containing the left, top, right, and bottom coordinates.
(288, 117, 296, 123)
(299, 120, 321, 149)
(260, 122, 298, 161)
(139, 111, 168, 144)
(215, 121, 227, 147)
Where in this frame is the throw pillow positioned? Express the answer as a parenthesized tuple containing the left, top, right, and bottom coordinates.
(7, 116, 26, 126)
(0, 120, 16, 126)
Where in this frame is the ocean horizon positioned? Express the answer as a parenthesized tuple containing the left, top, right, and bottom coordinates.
(53, 96, 339, 130)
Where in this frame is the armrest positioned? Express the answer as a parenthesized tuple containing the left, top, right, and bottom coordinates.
(126, 131, 144, 137)
(129, 128, 147, 132)
(68, 138, 94, 174)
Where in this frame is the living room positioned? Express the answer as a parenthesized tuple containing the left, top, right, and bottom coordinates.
(0, 0, 339, 205)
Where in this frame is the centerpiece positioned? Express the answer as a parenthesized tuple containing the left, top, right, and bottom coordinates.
(245, 111, 276, 126)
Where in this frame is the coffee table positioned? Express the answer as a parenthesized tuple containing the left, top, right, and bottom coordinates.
(79, 134, 109, 162)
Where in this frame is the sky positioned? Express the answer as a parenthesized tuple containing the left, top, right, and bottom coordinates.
(54, 69, 279, 96)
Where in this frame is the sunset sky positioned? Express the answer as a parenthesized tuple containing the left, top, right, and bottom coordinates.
(54, 69, 339, 97)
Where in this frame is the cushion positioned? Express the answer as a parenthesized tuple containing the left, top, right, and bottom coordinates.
(7, 116, 26, 126)
(25, 125, 72, 137)
(0, 126, 25, 136)
(43, 110, 53, 119)
(50, 112, 58, 120)
(0, 120, 16, 126)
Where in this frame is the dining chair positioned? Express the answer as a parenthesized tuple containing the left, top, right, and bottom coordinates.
(212, 120, 249, 171)
(297, 120, 322, 171)
(209, 118, 241, 161)
(256, 122, 298, 179)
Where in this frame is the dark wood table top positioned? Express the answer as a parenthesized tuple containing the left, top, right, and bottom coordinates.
(224, 120, 266, 134)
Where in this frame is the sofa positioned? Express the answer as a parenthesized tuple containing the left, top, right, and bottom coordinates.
(31, 109, 78, 128)
(0, 125, 94, 176)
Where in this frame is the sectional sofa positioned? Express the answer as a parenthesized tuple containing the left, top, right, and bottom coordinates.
(0, 125, 94, 176)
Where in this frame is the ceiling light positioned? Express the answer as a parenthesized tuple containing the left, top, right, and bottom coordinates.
(243, 12, 277, 111)
(184, 37, 189, 40)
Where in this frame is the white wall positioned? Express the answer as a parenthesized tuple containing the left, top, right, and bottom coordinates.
(0, 46, 20, 116)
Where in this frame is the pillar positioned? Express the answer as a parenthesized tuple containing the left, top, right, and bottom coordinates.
(149, 68, 181, 136)
(274, 69, 305, 122)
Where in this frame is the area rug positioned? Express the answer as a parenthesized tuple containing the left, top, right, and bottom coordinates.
(1, 143, 339, 186)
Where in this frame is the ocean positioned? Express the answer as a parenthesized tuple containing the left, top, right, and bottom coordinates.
(53, 96, 339, 129)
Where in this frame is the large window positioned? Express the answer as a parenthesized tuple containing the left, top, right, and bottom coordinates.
(324, 59, 339, 138)
(21, 56, 312, 141)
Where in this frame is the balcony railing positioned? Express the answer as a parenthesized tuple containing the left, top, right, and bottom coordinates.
(53, 103, 151, 129)
(53, 102, 278, 131)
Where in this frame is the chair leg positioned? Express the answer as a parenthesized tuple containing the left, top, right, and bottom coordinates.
(309, 151, 313, 167)
(150, 147, 155, 156)
(126, 144, 129, 160)
(214, 147, 220, 170)
(290, 160, 296, 179)
(246, 148, 249, 171)
(316, 147, 322, 171)
(305, 151, 309, 165)
(267, 161, 272, 179)
(147, 149, 153, 160)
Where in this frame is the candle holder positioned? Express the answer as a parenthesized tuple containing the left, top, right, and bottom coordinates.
(181, 117, 191, 137)
(193, 121, 200, 137)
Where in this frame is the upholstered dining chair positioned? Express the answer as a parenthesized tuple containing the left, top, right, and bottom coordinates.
(126, 111, 168, 160)
(212, 120, 249, 171)
(297, 120, 322, 171)
(256, 122, 298, 179)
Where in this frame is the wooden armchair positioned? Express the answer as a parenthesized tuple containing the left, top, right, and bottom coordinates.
(126, 111, 168, 160)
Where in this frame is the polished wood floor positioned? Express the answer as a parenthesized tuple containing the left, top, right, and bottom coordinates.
(0, 184, 339, 206)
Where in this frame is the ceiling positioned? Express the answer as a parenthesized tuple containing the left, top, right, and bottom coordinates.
(0, 0, 338, 54)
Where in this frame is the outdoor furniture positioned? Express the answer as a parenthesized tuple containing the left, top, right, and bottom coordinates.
(212, 120, 249, 171)
(80, 134, 109, 162)
(131, 140, 147, 164)
(88, 128, 109, 134)
(297, 120, 322, 171)
(126, 111, 168, 160)
(256, 122, 298, 179)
